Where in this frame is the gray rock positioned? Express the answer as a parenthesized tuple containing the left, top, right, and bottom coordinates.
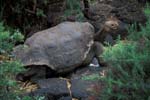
(24, 63, 107, 100)
(37, 78, 69, 95)
(71, 79, 101, 100)
(25, 78, 70, 100)
(58, 96, 72, 100)
(97, 0, 147, 24)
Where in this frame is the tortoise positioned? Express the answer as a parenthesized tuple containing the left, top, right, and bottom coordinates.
(13, 20, 126, 82)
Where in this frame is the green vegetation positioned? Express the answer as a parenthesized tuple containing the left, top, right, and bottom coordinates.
(0, 21, 46, 100)
(0, 22, 24, 100)
(0, 0, 85, 34)
(144, 3, 150, 16)
(16, 96, 45, 100)
(0, 23, 24, 54)
(0, 0, 150, 100)
(64, 0, 84, 21)
(0, 0, 50, 33)
(82, 73, 100, 80)
(99, 6, 150, 100)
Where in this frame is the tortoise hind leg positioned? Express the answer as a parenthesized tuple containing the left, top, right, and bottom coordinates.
(16, 66, 47, 82)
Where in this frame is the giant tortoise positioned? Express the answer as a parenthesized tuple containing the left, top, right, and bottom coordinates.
(13, 20, 126, 82)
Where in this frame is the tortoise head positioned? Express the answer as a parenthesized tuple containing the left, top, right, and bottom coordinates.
(94, 16, 128, 45)
(103, 16, 127, 38)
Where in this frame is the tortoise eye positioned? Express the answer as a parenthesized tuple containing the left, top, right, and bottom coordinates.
(105, 20, 118, 30)
(111, 24, 116, 28)
(111, 24, 115, 27)
(111, 23, 118, 29)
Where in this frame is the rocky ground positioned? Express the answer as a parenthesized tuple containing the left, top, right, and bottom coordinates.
(20, 61, 108, 100)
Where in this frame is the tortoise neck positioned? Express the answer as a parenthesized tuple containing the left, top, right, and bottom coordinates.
(94, 27, 106, 42)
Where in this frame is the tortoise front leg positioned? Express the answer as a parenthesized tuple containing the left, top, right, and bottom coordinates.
(94, 42, 107, 67)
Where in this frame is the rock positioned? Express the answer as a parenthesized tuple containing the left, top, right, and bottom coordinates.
(23, 62, 107, 100)
(37, 78, 69, 95)
(47, 0, 66, 26)
(71, 79, 102, 100)
(26, 78, 71, 100)
(85, 3, 115, 32)
(70, 63, 106, 100)
(72, 60, 101, 79)
(97, 0, 147, 24)
(46, 0, 85, 26)
(58, 96, 72, 100)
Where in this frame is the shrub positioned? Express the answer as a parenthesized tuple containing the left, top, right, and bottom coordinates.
(0, 0, 85, 34)
(64, 0, 84, 21)
(0, 22, 24, 100)
(100, 9, 150, 100)
(0, 23, 24, 54)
